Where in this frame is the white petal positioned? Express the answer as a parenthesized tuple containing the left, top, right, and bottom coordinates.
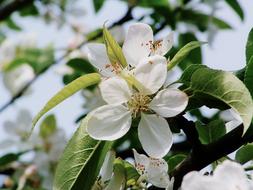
(154, 33, 173, 56)
(86, 43, 115, 77)
(138, 114, 173, 158)
(146, 158, 170, 188)
(100, 150, 116, 183)
(134, 55, 167, 95)
(133, 149, 150, 176)
(123, 23, 153, 66)
(99, 77, 132, 104)
(149, 88, 188, 117)
(86, 104, 132, 141)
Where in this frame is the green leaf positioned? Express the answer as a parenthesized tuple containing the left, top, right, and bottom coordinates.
(2, 46, 54, 74)
(5, 18, 21, 31)
(53, 118, 112, 190)
(93, 0, 105, 12)
(137, 0, 169, 7)
(189, 67, 253, 134)
(196, 120, 226, 144)
(244, 56, 253, 98)
(39, 114, 57, 138)
(179, 64, 207, 85)
(177, 33, 202, 69)
(180, 10, 232, 31)
(166, 154, 186, 172)
(32, 73, 101, 130)
(66, 58, 96, 74)
(124, 161, 139, 183)
(236, 144, 253, 164)
(246, 28, 253, 64)
(103, 26, 127, 68)
(225, 0, 244, 21)
(168, 41, 206, 70)
(0, 151, 27, 167)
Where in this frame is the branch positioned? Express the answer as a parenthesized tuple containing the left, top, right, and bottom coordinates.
(0, 0, 34, 21)
(170, 115, 253, 190)
(0, 7, 133, 114)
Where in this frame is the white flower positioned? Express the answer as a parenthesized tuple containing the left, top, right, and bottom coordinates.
(181, 160, 253, 190)
(133, 149, 174, 188)
(1, 109, 39, 151)
(86, 56, 188, 158)
(123, 23, 173, 66)
(85, 23, 173, 77)
(3, 64, 35, 96)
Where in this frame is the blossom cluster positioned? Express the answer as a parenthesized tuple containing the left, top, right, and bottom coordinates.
(85, 23, 189, 159)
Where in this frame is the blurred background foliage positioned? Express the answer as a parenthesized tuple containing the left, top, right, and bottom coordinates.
(0, 0, 250, 189)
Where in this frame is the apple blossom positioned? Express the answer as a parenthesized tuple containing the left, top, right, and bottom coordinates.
(181, 160, 253, 190)
(86, 55, 188, 158)
(86, 23, 173, 77)
(133, 149, 174, 189)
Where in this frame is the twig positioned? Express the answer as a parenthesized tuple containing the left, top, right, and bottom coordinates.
(0, 0, 34, 21)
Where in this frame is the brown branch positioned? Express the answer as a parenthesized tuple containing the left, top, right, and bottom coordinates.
(0, 0, 35, 21)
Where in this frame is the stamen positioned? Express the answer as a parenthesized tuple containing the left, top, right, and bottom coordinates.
(128, 93, 151, 118)
(150, 40, 163, 53)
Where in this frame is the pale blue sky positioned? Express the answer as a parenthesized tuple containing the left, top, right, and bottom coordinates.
(0, 0, 252, 138)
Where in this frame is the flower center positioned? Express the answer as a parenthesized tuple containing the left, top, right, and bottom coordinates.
(128, 93, 151, 118)
(104, 62, 122, 74)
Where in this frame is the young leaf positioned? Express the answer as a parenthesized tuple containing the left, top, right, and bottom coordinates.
(93, 0, 105, 12)
(39, 114, 57, 138)
(246, 28, 253, 64)
(179, 64, 207, 85)
(167, 41, 206, 70)
(103, 26, 128, 68)
(177, 33, 202, 69)
(166, 154, 186, 172)
(244, 56, 253, 97)
(0, 151, 28, 167)
(190, 68, 253, 134)
(235, 144, 253, 164)
(196, 120, 226, 144)
(53, 117, 112, 190)
(225, 0, 244, 21)
(32, 73, 101, 130)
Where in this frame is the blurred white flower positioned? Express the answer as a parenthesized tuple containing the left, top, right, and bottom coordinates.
(181, 160, 253, 190)
(133, 149, 174, 189)
(86, 55, 188, 158)
(3, 64, 35, 96)
(86, 23, 173, 77)
(1, 109, 39, 151)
